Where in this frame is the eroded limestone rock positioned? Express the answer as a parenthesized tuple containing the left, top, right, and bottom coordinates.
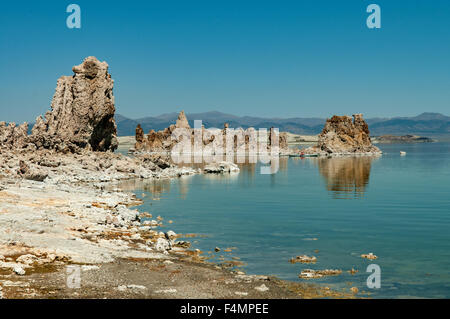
(303, 114, 381, 155)
(134, 111, 289, 155)
(16, 160, 47, 182)
(175, 110, 190, 129)
(135, 124, 144, 144)
(28, 56, 118, 152)
(0, 122, 29, 148)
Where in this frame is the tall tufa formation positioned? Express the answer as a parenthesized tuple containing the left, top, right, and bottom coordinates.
(175, 110, 191, 129)
(29, 56, 118, 152)
(304, 114, 381, 155)
(0, 122, 29, 148)
(135, 124, 144, 144)
(135, 110, 191, 152)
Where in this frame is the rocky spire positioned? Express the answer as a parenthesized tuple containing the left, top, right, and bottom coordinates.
(0, 122, 29, 148)
(175, 110, 190, 129)
(135, 124, 144, 144)
(29, 56, 118, 152)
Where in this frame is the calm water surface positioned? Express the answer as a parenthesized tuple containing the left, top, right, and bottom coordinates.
(127, 142, 450, 298)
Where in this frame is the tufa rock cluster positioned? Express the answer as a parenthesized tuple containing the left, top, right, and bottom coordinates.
(0, 57, 118, 153)
(304, 114, 381, 155)
(134, 111, 288, 154)
(137, 111, 191, 153)
(0, 122, 29, 148)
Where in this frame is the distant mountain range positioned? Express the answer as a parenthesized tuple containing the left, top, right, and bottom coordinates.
(115, 112, 450, 137)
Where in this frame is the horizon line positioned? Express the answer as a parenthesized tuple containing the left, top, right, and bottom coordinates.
(115, 111, 450, 121)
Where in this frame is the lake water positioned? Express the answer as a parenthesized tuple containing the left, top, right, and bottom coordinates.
(128, 142, 450, 298)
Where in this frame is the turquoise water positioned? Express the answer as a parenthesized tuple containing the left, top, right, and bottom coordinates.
(130, 142, 450, 298)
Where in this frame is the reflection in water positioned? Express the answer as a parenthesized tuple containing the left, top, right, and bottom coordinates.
(117, 156, 290, 199)
(117, 178, 190, 200)
(119, 156, 374, 200)
(315, 157, 376, 199)
(174, 154, 288, 174)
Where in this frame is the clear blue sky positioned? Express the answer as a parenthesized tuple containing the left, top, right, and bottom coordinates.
(1, 0, 449, 123)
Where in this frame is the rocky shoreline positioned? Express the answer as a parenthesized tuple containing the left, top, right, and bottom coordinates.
(0, 57, 363, 299)
(0, 124, 351, 299)
(0, 148, 355, 299)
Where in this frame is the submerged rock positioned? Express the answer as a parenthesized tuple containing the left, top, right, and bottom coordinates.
(348, 268, 358, 275)
(289, 255, 317, 264)
(299, 269, 342, 279)
(361, 252, 378, 260)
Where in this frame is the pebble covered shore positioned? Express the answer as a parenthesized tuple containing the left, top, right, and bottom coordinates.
(0, 148, 348, 299)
